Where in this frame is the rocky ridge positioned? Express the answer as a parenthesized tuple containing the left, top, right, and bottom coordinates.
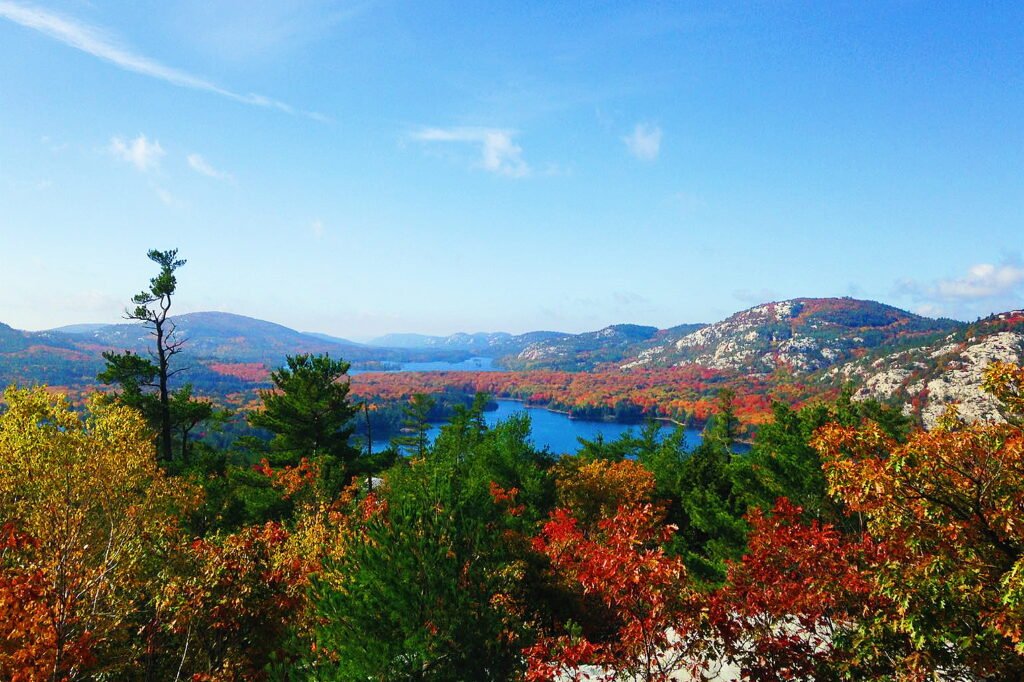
(507, 324, 691, 371)
(833, 311, 1024, 428)
(620, 298, 958, 374)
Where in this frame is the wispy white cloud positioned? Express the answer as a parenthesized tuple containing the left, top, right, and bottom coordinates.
(897, 262, 1024, 302)
(109, 134, 164, 172)
(612, 290, 650, 307)
(624, 122, 662, 160)
(935, 263, 1024, 300)
(187, 153, 233, 182)
(40, 134, 68, 153)
(895, 259, 1024, 319)
(0, 0, 324, 119)
(153, 185, 176, 206)
(311, 219, 325, 239)
(911, 302, 947, 319)
(412, 127, 529, 178)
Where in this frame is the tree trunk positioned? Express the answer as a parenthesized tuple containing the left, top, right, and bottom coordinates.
(155, 318, 173, 462)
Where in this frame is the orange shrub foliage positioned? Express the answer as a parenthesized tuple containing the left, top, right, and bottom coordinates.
(206, 362, 271, 382)
(810, 366, 1024, 677)
(161, 523, 308, 679)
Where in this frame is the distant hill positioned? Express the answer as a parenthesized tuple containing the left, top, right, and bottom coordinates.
(0, 312, 468, 393)
(621, 298, 962, 374)
(368, 330, 574, 359)
(60, 311, 362, 364)
(369, 331, 517, 350)
(0, 321, 109, 388)
(5, 300, 1006, 429)
(367, 326, 715, 371)
(504, 324, 701, 371)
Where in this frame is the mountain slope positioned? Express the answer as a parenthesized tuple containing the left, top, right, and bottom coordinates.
(0, 322, 109, 388)
(1, 312, 470, 392)
(621, 298, 961, 374)
(505, 324, 686, 370)
(834, 310, 1024, 428)
(61, 311, 361, 363)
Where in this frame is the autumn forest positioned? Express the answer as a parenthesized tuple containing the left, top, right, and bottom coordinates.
(1, 247, 1024, 682)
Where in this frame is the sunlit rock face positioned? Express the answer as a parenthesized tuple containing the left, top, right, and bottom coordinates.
(837, 310, 1024, 429)
(622, 297, 957, 375)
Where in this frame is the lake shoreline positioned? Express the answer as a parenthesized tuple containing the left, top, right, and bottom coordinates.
(491, 395, 691, 428)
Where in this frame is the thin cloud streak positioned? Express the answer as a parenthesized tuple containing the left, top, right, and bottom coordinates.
(0, 0, 325, 120)
(187, 153, 233, 182)
(412, 127, 530, 177)
(897, 262, 1024, 302)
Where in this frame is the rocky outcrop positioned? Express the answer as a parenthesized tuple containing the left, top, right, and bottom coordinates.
(836, 311, 1024, 428)
(849, 330, 1024, 428)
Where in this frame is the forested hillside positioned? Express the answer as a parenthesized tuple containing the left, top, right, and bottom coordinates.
(831, 309, 1024, 427)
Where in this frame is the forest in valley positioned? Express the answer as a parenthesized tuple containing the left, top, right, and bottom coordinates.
(4, 252, 1024, 682)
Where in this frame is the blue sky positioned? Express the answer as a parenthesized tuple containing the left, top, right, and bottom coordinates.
(1, 1, 1021, 339)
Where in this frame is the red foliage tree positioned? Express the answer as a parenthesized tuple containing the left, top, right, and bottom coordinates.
(526, 503, 691, 682)
(697, 499, 881, 681)
(160, 523, 307, 679)
(0, 524, 95, 681)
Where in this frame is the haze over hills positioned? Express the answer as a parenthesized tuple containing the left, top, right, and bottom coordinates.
(47, 323, 113, 335)
(9, 297, 1024, 429)
(302, 332, 362, 346)
(368, 332, 514, 349)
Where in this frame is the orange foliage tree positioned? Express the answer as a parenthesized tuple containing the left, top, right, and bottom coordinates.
(554, 458, 656, 528)
(808, 361, 1024, 678)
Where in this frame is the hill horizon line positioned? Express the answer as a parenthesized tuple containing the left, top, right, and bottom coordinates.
(17, 295, 974, 345)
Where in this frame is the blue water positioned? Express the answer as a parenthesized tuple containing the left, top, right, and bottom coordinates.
(397, 356, 497, 372)
(352, 357, 498, 375)
(372, 398, 705, 456)
(359, 358, 733, 456)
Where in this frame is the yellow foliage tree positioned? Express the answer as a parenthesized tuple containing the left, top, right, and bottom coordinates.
(555, 458, 656, 529)
(0, 386, 197, 680)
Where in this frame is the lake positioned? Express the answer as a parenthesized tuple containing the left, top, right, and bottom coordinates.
(351, 357, 499, 375)
(373, 398, 707, 456)
(397, 356, 498, 372)
(363, 357, 749, 456)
